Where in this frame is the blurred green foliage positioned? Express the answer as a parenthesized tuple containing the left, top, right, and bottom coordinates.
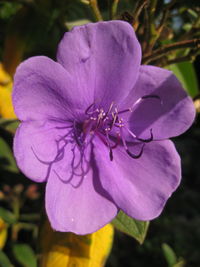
(12, 244, 37, 267)
(167, 62, 199, 97)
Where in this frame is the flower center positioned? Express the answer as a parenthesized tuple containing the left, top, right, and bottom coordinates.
(80, 94, 161, 161)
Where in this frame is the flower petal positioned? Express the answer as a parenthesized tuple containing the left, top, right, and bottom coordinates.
(93, 138, 181, 221)
(121, 65, 195, 140)
(45, 143, 118, 234)
(57, 21, 141, 109)
(13, 120, 72, 182)
(13, 56, 83, 121)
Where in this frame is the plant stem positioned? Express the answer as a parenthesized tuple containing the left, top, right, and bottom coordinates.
(111, 0, 119, 19)
(12, 198, 20, 221)
(159, 49, 200, 67)
(20, 214, 40, 221)
(142, 38, 200, 64)
(89, 0, 103, 21)
(133, 0, 148, 30)
(157, 0, 176, 36)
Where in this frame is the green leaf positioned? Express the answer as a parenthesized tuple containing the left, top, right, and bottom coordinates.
(112, 210, 149, 244)
(167, 61, 199, 98)
(66, 19, 92, 30)
(0, 136, 18, 173)
(0, 250, 12, 267)
(174, 260, 185, 267)
(0, 207, 16, 224)
(12, 244, 37, 267)
(162, 243, 177, 267)
(0, 119, 19, 134)
(187, 9, 198, 19)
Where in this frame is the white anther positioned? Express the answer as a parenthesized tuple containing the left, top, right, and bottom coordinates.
(134, 98, 142, 105)
(105, 127, 111, 131)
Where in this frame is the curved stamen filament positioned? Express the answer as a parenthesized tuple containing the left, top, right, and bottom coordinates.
(126, 144, 145, 159)
(103, 101, 114, 119)
(120, 128, 144, 159)
(96, 109, 105, 129)
(126, 127, 153, 143)
(118, 94, 162, 115)
(85, 103, 96, 115)
(110, 112, 118, 130)
(137, 128, 153, 143)
(105, 130, 113, 161)
(97, 131, 120, 161)
(55, 125, 73, 130)
(110, 133, 120, 149)
(142, 94, 162, 103)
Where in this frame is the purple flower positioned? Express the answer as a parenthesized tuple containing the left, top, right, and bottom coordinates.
(13, 21, 195, 234)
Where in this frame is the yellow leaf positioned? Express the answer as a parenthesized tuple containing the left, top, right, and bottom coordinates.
(39, 220, 114, 267)
(0, 63, 16, 119)
(0, 218, 8, 249)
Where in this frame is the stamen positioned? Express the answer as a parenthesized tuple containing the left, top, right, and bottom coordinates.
(120, 128, 144, 159)
(105, 130, 113, 161)
(110, 133, 120, 149)
(142, 94, 162, 102)
(96, 110, 104, 128)
(109, 149, 113, 161)
(55, 125, 73, 130)
(118, 94, 162, 115)
(126, 144, 145, 159)
(126, 127, 153, 143)
(118, 108, 131, 115)
(103, 101, 114, 119)
(137, 128, 153, 143)
(85, 103, 96, 115)
(110, 113, 118, 130)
